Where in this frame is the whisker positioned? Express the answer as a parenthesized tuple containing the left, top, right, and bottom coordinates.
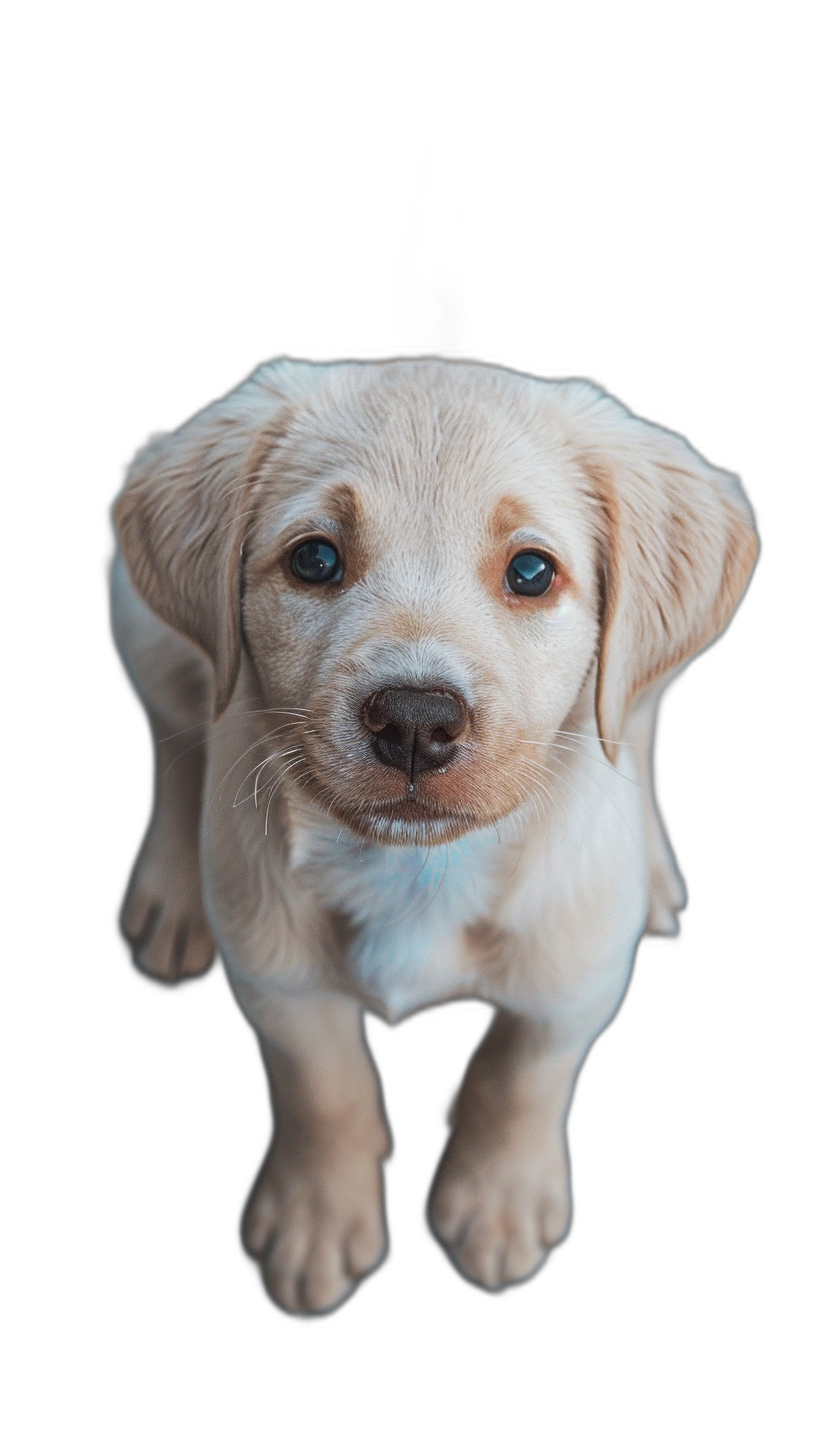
(160, 732, 210, 781)
(157, 721, 211, 744)
(534, 758, 599, 825)
(264, 759, 310, 833)
(548, 739, 639, 786)
(545, 749, 639, 847)
(515, 773, 544, 832)
(214, 721, 309, 799)
(553, 729, 631, 748)
(229, 744, 309, 808)
(159, 698, 308, 730)
(234, 706, 313, 718)
(236, 745, 307, 808)
(515, 757, 570, 837)
(156, 703, 312, 746)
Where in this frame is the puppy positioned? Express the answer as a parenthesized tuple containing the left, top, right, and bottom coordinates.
(111, 358, 758, 1314)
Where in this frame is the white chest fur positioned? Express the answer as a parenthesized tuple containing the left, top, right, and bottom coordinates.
(293, 822, 504, 1018)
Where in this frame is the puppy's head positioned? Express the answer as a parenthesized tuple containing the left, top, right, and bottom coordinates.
(116, 359, 758, 845)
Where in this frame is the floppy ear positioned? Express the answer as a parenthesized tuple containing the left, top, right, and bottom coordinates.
(114, 368, 293, 716)
(567, 387, 759, 762)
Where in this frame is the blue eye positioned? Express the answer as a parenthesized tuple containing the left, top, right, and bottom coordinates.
(506, 551, 556, 597)
(291, 539, 343, 584)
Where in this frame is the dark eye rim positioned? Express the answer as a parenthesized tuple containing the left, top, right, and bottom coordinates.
(504, 549, 558, 598)
(288, 536, 344, 585)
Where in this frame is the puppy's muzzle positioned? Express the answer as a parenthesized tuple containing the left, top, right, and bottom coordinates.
(360, 687, 468, 787)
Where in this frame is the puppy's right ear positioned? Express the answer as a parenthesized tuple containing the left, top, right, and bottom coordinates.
(114, 368, 293, 716)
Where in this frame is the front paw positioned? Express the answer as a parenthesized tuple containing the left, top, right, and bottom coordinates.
(121, 832, 215, 983)
(241, 1131, 388, 1315)
(428, 1121, 571, 1290)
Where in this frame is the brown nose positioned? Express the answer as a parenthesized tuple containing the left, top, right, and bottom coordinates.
(360, 687, 468, 784)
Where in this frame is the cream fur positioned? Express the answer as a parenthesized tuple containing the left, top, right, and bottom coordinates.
(111, 358, 758, 1313)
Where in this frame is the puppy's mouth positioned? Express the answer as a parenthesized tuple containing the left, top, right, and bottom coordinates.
(294, 690, 529, 845)
(294, 749, 475, 845)
(333, 792, 481, 847)
(305, 754, 504, 847)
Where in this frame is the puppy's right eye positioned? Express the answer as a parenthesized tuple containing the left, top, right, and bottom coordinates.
(506, 550, 556, 597)
(290, 539, 343, 583)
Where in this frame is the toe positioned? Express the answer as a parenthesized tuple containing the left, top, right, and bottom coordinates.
(428, 1177, 471, 1245)
(457, 1227, 502, 1289)
(241, 1182, 277, 1258)
(539, 1195, 571, 1247)
(345, 1218, 386, 1278)
(178, 918, 216, 975)
(263, 1224, 311, 1308)
(500, 1225, 547, 1284)
(132, 907, 182, 980)
(301, 1242, 353, 1313)
(121, 886, 157, 947)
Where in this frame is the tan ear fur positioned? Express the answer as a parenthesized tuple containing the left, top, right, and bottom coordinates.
(114, 370, 293, 716)
(566, 388, 759, 762)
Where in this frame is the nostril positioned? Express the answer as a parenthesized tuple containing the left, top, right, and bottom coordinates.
(376, 723, 404, 747)
(360, 695, 389, 735)
(369, 724, 413, 776)
(429, 725, 455, 744)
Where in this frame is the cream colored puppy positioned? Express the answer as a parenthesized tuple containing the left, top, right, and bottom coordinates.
(111, 358, 757, 1315)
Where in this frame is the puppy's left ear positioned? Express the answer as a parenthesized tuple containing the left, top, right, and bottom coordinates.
(114, 365, 295, 716)
(567, 386, 759, 761)
(112, 396, 266, 719)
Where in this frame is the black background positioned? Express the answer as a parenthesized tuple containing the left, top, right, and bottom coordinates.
(51, 153, 792, 1415)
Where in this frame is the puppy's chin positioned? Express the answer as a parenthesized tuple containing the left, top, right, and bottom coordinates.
(305, 781, 520, 848)
(340, 803, 480, 848)
(300, 746, 533, 847)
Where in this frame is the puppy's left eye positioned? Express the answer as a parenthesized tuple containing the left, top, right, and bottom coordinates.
(290, 539, 343, 583)
(506, 551, 556, 597)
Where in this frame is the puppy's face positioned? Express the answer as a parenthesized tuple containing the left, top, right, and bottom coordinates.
(242, 371, 600, 845)
(116, 358, 758, 849)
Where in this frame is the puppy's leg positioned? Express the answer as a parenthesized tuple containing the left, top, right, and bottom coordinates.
(428, 1008, 597, 1290)
(626, 683, 687, 935)
(241, 990, 391, 1316)
(111, 551, 216, 981)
